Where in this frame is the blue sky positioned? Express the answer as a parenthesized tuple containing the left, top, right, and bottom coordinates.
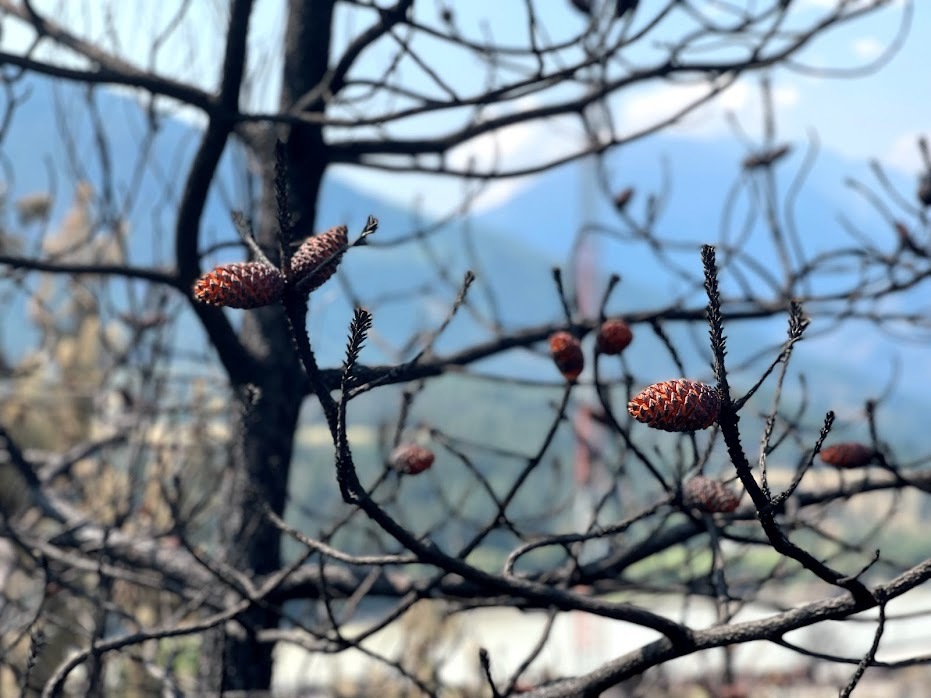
(2, 1, 926, 217)
(1, 1, 928, 442)
(318, 0, 929, 217)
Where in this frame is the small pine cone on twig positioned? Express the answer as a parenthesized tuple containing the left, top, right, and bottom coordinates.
(820, 442, 874, 469)
(193, 262, 285, 309)
(596, 319, 633, 355)
(390, 444, 435, 475)
(683, 476, 740, 514)
(549, 331, 584, 381)
(628, 379, 720, 432)
(290, 225, 348, 292)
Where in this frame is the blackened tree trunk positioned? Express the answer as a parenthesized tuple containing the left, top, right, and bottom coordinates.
(198, 1, 336, 692)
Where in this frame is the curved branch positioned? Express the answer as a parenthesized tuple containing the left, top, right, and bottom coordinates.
(0, 254, 179, 286)
(174, 0, 255, 384)
(0, 1, 214, 110)
(525, 558, 931, 697)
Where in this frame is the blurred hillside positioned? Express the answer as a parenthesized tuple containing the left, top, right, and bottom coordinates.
(2, 78, 929, 564)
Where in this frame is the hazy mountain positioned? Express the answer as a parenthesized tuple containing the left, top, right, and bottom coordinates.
(2, 78, 926, 460)
(474, 132, 907, 266)
(470, 130, 928, 445)
(6, 78, 930, 559)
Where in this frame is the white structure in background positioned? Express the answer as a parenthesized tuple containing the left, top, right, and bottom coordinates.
(274, 589, 931, 695)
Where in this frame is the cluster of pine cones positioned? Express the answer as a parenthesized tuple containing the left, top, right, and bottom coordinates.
(193, 225, 347, 308)
(549, 318, 634, 382)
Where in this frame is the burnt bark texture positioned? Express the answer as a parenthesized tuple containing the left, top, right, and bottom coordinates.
(199, 2, 337, 691)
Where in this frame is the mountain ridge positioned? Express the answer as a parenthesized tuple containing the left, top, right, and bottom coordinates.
(0, 78, 926, 456)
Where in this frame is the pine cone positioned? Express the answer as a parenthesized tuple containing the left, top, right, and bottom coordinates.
(390, 444, 435, 475)
(628, 379, 720, 432)
(596, 319, 633, 355)
(291, 225, 348, 292)
(820, 442, 874, 469)
(549, 331, 584, 381)
(683, 476, 740, 514)
(193, 262, 285, 309)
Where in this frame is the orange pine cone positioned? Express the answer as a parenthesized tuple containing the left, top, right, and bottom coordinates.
(683, 476, 740, 513)
(820, 442, 874, 469)
(193, 262, 285, 309)
(549, 331, 584, 381)
(291, 225, 348, 292)
(596, 318, 633, 355)
(628, 379, 720, 432)
(390, 444, 435, 475)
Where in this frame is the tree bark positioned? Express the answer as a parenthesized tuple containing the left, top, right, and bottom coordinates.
(198, 355, 304, 692)
(198, 1, 336, 692)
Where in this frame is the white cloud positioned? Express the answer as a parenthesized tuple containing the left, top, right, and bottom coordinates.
(337, 76, 808, 216)
(446, 99, 544, 172)
(772, 85, 801, 108)
(458, 174, 534, 214)
(852, 37, 884, 60)
(444, 101, 557, 212)
(884, 131, 928, 173)
(618, 80, 799, 141)
(335, 99, 585, 217)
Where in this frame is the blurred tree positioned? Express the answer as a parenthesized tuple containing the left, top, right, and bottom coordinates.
(1, 1, 930, 696)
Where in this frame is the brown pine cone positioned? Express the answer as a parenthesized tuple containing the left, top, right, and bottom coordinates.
(549, 331, 584, 381)
(193, 262, 285, 309)
(683, 476, 740, 513)
(291, 225, 348, 292)
(820, 442, 874, 469)
(628, 379, 720, 432)
(390, 444, 435, 475)
(596, 319, 633, 355)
